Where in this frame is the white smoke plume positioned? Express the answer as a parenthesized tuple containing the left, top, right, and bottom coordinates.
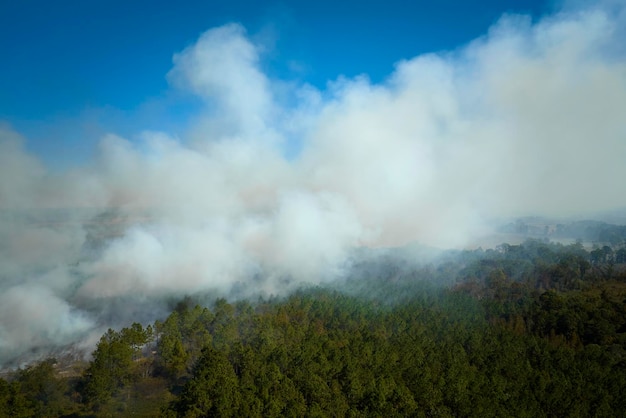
(1, 1, 626, 365)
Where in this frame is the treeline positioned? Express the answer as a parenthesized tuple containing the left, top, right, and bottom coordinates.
(499, 219, 626, 246)
(2, 239, 626, 417)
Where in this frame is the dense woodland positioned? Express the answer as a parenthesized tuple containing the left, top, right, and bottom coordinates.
(2, 238, 626, 417)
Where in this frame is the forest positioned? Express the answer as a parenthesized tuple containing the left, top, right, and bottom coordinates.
(2, 238, 626, 417)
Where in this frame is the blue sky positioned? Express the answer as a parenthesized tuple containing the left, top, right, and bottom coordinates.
(0, 0, 551, 166)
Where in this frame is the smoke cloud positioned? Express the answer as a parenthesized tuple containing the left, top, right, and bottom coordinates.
(1, 2, 626, 365)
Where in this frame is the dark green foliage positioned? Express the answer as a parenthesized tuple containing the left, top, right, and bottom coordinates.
(7, 238, 626, 416)
(81, 323, 152, 409)
(0, 359, 80, 417)
(0, 378, 33, 418)
(168, 346, 241, 417)
(154, 282, 626, 416)
(13, 359, 70, 417)
(155, 312, 190, 378)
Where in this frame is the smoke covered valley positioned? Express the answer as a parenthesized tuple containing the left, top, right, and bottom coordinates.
(2, 0, 626, 368)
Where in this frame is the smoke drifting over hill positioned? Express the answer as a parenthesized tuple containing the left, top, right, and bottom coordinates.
(1, 2, 626, 365)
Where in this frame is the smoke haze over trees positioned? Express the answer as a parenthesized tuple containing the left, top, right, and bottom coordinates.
(2, 239, 626, 416)
(1, 0, 626, 366)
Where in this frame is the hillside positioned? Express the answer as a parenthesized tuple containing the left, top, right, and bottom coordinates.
(2, 239, 626, 416)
